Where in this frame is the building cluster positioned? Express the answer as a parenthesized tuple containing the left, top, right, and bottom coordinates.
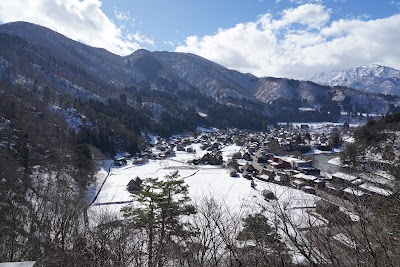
(115, 126, 395, 202)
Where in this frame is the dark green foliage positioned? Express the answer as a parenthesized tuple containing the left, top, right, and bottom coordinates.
(329, 128, 342, 148)
(267, 97, 341, 123)
(341, 112, 400, 169)
(73, 144, 95, 188)
(227, 158, 239, 170)
(121, 171, 196, 267)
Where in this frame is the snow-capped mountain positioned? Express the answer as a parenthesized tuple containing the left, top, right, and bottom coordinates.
(1, 21, 400, 122)
(309, 64, 400, 96)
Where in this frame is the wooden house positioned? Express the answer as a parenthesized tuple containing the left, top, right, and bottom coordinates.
(331, 172, 358, 187)
(114, 157, 127, 166)
(241, 162, 258, 174)
(127, 177, 143, 192)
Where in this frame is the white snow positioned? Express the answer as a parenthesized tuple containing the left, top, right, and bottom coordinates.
(332, 233, 357, 249)
(198, 112, 208, 117)
(358, 182, 394, 197)
(90, 145, 322, 232)
(0, 262, 35, 267)
(327, 157, 341, 166)
(49, 105, 91, 133)
(196, 126, 219, 133)
(86, 160, 113, 204)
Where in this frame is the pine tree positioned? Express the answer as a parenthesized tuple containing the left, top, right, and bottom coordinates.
(121, 171, 196, 267)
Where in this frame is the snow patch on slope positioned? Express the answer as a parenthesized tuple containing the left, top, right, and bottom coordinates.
(309, 64, 400, 96)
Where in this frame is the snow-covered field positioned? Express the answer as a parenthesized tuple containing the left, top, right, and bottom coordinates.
(87, 144, 335, 265)
(89, 145, 323, 231)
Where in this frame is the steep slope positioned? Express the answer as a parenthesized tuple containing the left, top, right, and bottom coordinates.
(0, 21, 146, 100)
(1, 21, 400, 126)
(255, 77, 331, 104)
(309, 64, 400, 96)
(151, 51, 258, 98)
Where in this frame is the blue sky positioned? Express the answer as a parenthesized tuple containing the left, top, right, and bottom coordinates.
(101, 0, 399, 51)
(0, 0, 399, 78)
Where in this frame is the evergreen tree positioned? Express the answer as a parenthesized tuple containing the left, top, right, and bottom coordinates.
(121, 171, 196, 267)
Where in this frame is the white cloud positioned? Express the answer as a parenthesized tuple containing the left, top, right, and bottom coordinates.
(273, 4, 331, 29)
(290, 0, 323, 4)
(390, 1, 400, 9)
(176, 4, 400, 79)
(0, 0, 143, 55)
(164, 41, 175, 46)
(113, 7, 133, 22)
(127, 32, 155, 46)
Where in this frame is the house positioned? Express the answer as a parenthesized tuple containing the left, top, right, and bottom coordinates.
(270, 157, 292, 169)
(291, 179, 305, 189)
(132, 156, 149, 165)
(241, 162, 258, 174)
(297, 166, 321, 176)
(358, 182, 394, 197)
(331, 172, 358, 187)
(343, 187, 367, 200)
(290, 173, 319, 187)
(242, 152, 252, 161)
(114, 157, 127, 166)
(300, 124, 309, 129)
(177, 145, 185, 151)
(292, 159, 313, 169)
(123, 152, 133, 160)
(165, 149, 176, 157)
(301, 186, 316, 195)
(229, 169, 238, 177)
(127, 177, 143, 192)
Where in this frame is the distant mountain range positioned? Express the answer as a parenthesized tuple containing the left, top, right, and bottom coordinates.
(309, 64, 400, 96)
(0, 21, 400, 127)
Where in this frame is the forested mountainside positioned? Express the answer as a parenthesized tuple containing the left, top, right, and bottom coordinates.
(1, 22, 400, 134)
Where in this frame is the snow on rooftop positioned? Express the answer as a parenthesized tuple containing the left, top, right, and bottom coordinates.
(196, 126, 219, 133)
(332, 172, 358, 181)
(0, 262, 36, 267)
(332, 233, 357, 249)
(198, 112, 208, 118)
(327, 157, 341, 166)
(343, 187, 366, 197)
(359, 182, 394, 196)
(293, 173, 319, 181)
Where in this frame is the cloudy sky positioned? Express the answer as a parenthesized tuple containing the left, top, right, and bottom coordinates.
(0, 0, 399, 79)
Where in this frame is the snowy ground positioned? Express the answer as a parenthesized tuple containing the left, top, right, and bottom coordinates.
(0, 262, 35, 267)
(89, 145, 322, 229)
(88, 144, 332, 265)
(305, 147, 342, 155)
(86, 160, 113, 204)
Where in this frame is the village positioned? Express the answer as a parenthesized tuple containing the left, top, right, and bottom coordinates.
(91, 122, 397, 265)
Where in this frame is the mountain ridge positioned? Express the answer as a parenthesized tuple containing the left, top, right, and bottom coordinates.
(1, 21, 400, 126)
(309, 64, 400, 96)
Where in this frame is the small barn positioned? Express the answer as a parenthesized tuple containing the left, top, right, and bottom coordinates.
(127, 177, 143, 192)
(114, 157, 127, 166)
